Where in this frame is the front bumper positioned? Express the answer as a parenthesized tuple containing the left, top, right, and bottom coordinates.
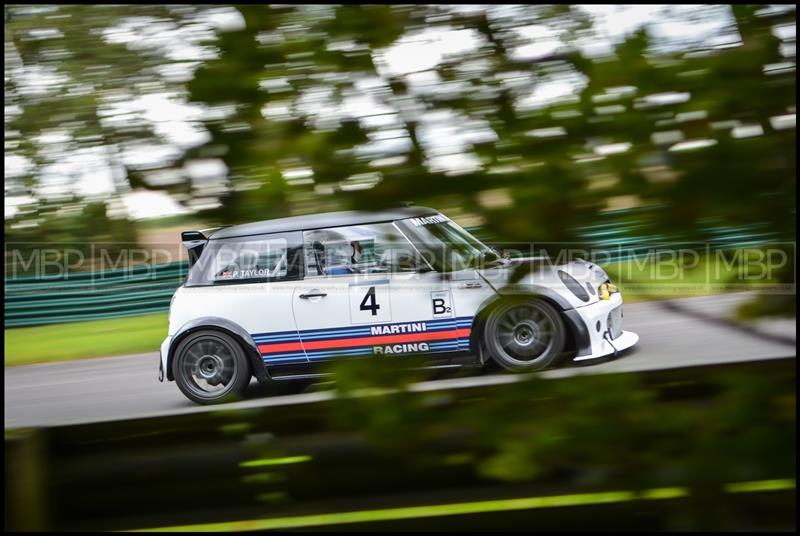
(570, 292, 639, 361)
(159, 335, 172, 382)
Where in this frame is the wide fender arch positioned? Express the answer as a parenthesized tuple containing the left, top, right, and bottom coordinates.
(469, 285, 592, 359)
(166, 317, 268, 383)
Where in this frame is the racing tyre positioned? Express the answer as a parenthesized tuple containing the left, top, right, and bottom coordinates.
(484, 298, 567, 372)
(173, 330, 251, 404)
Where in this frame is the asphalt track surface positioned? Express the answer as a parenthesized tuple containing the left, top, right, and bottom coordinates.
(5, 293, 796, 429)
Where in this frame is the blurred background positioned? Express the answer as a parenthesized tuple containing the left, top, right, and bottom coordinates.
(4, 4, 796, 532)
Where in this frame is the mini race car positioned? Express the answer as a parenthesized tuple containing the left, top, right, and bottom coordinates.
(160, 207, 638, 404)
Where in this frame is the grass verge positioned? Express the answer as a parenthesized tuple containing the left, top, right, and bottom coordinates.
(5, 313, 167, 367)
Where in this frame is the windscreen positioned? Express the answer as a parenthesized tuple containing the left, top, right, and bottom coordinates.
(396, 214, 502, 272)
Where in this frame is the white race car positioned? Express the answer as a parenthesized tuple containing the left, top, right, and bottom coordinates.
(160, 207, 638, 403)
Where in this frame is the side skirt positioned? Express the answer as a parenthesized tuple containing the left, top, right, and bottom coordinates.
(265, 351, 481, 381)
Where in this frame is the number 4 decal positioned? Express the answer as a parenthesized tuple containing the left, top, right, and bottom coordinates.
(359, 286, 380, 316)
(349, 281, 391, 324)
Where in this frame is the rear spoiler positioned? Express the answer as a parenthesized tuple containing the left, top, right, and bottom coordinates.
(181, 226, 229, 267)
(181, 231, 207, 267)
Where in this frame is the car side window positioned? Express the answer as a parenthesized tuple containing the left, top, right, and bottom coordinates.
(303, 223, 428, 277)
(186, 233, 303, 286)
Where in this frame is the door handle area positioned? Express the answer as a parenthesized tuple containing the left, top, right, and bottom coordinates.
(457, 282, 483, 289)
(299, 292, 328, 299)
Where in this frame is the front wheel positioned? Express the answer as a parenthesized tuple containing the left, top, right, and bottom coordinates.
(172, 330, 251, 404)
(483, 299, 567, 372)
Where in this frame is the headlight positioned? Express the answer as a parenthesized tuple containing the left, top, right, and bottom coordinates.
(558, 270, 590, 302)
(598, 282, 619, 300)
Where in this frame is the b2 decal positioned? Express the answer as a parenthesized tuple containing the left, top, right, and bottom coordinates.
(431, 290, 454, 318)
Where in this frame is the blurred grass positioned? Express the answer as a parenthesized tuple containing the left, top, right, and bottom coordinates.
(4, 313, 167, 367)
(2, 252, 779, 366)
(606, 250, 785, 303)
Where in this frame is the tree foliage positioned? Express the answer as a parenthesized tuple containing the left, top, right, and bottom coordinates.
(4, 5, 796, 312)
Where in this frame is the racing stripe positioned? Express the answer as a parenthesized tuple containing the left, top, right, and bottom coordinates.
(256, 317, 475, 360)
(303, 340, 462, 361)
(263, 342, 463, 363)
(297, 322, 462, 342)
(252, 316, 473, 341)
(258, 328, 471, 354)
(261, 355, 309, 364)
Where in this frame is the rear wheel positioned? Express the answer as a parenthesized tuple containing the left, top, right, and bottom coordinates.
(484, 299, 567, 372)
(172, 330, 251, 404)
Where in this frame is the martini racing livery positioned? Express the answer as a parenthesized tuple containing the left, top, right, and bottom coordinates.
(161, 207, 638, 404)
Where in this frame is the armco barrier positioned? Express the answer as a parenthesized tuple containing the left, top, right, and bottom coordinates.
(4, 261, 189, 327)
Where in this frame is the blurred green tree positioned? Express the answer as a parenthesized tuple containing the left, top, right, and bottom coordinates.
(4, 4, 221, 249)
(184, 5, 424, 223)
(183, 4, 794, 314)
(4, 5, 796, 314)
(183, 5, 794, 242)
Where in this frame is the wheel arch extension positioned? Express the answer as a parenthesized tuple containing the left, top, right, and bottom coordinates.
(166, 317, 268, 383)
(469, 287, 592, 360)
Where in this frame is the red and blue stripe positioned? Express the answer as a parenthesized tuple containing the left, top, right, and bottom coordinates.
(254, 317, 473, 364)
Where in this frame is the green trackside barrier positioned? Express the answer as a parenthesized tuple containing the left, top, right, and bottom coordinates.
(4, 260, 190, 327)
(4, 212, 783, 328)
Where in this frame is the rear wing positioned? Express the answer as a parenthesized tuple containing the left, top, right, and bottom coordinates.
(181, 226, 230, 267)
(181, 231, 208, 267)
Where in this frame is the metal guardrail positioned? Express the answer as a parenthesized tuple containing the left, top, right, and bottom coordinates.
(4, 261, 189, 327)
